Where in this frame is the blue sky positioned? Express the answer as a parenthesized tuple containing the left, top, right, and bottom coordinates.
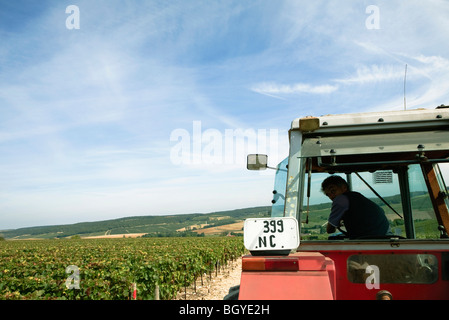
(1, 1, 449, 229)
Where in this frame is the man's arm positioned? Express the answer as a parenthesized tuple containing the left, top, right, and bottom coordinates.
(327, 194, 349, 234)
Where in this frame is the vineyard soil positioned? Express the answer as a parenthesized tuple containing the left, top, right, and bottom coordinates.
(175, 256, 242, 300)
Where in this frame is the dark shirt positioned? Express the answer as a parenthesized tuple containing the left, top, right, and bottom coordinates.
(328, 191, 391, 239)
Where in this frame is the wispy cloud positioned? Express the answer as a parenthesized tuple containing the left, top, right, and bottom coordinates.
(402, 54, 449, 109)
(251, 82, 338, 98)
(2, 1, 449, 229)
(334, 65, 406, 85)
(337, 53, 449, 111)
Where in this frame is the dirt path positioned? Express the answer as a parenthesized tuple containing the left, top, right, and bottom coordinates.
(175, 256, 242, 300)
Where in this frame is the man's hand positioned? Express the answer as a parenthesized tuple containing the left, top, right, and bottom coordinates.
(326, 222, 336, 234)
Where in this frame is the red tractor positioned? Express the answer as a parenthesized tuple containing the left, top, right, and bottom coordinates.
(234, 106, 449, 300)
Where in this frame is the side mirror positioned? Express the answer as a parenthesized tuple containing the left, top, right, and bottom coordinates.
(247, 154, 268, 170)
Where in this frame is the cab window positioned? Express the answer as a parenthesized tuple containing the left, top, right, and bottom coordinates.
(347, 254, 438, 284)
(300, 164, 448, 240)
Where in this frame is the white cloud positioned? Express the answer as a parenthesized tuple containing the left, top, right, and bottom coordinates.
(2, 1, 449, 229)
(335, 65, 406, 85)
(341, 53, 449, 112)
(251, 82, 338, 98)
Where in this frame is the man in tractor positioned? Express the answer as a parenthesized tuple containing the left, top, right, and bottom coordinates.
(322, 175, 392, 239)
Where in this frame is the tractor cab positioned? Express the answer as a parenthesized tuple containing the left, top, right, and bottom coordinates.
(240, 106, 449, 300)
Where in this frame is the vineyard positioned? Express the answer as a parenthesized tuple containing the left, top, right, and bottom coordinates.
(0, 237, 246, 300)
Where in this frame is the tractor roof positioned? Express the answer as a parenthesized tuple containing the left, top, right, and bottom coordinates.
(292, 106, 449, 134)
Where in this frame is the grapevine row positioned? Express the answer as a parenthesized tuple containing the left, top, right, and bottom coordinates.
(0, 237, 245, 300)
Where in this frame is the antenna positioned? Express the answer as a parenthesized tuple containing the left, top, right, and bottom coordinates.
(403, 64, 407, 110)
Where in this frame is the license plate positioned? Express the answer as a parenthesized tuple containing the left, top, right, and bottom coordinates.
(244, 217, 300, 252)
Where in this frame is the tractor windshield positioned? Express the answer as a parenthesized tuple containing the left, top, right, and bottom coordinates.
(297, 130, 449, 241)
(271, 157, 288, 217)
(300, 162, 449, 240)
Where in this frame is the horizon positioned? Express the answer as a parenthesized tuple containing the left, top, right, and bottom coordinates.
(2, 204, 274, 231)
(2, 1, 449, 230)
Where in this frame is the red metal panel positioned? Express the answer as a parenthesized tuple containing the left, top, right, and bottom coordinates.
(322, 250, 449, 300)
(239, 271, 335, 300)
(239, 248, 449, 300)
(239, 252, 336, 300)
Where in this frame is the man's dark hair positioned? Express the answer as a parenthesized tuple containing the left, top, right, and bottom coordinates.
(321, 175, 349, 191)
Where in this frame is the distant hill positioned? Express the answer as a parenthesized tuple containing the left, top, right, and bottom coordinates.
(0, 206, 271, 240)
(0, 191, 435, 240)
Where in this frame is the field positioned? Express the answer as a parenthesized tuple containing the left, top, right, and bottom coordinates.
(192, 221, 245, 235)
(0, 206, 271, 240)
(0, 237, 245, 300)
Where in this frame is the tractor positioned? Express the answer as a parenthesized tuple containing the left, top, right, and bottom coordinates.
(233, 105, 449, 300)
